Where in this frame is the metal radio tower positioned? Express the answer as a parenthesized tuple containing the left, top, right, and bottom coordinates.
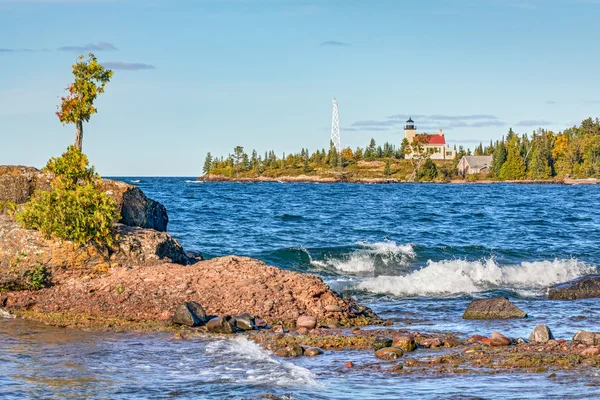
(330, 98, 341, 153)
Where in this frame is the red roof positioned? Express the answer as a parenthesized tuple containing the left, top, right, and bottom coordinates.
(416, 133, 446, 145)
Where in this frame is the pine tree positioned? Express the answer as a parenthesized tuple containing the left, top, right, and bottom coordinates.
(499, 136, 526, 180)
(491, 139, 507, 176)
(203, 152, 212, 175)
(384, 159, 392, 176)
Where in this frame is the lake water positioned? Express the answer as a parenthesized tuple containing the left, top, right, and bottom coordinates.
(2, 180, 600, 399)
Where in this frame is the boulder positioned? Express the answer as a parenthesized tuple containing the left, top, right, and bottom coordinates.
(529, 324, 554, 344)
(572, 330, 600, 346)
(581, 347, 600, 356)
(372, 336, 393, 351)
(303, 347, 324, 357)
(0, 166, 168, 232)
(392, 334, 417, 352)
(233, 312, 255, 331)
(173, 301, 207, 327)
(463, 297, 527, 319)
(206, 316, 236, 334)
(374, 347, 404, 360)
(274, 343, 304, 357)
(548, 275, 600, 300)
(296, 315, 317, 330)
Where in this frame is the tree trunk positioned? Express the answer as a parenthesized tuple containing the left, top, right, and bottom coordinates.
(74, 120, 83, 151)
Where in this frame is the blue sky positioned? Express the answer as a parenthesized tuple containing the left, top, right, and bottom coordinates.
(1, 0, 599, 176)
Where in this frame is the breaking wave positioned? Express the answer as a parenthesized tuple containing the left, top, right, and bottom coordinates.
(357, 258, 594, 297)
(310, 241, 415, 273)
(205, 337, 319, 387)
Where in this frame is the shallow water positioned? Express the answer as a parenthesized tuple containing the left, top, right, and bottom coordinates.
(2, 180, 600, 399)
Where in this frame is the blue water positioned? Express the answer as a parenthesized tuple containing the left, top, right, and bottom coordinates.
(2, 179, 600, 399)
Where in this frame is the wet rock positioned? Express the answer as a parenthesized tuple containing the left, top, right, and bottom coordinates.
(206, 316, 236, 334)
(296, 315, 317, 330)
(374, 347, 404, 360)
(392, 334, 417, 352)
(233, 312, 255, 331)
(303, 347, 324, 357)
(274, 343, 304, 357)
(468, 334, 487, 343)
(254, 318, 268, 329)
(516, 337, 527, 345)
(529, 324, 554, 344)
(548, 275, 600, 300)
(297, 327, 309, 335)
(572, 330, 600, 346)
(420, 338, 443, 348)
(271, 325, 285, 333)
(344, 361, 354, 368)
(462, 296, 527, 319)
(490, 332, 511, 346)
(172, 301, 207, 327)
(372, 336, 393, 351)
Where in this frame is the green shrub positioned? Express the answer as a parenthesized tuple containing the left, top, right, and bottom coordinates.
(16, 146, 118, 247)
(26, 262, 51, 290)
(0, 201, 17, 218)
(418, 158, 438, 181)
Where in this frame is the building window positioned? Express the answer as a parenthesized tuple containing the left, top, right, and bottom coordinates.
(446, 151, 453, 157)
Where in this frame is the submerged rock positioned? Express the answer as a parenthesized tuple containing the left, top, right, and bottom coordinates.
(374, 347, 404, 360)
(462, 297, 527, 319)
(303, 347, 324, 357)
(548, 275, 600, 300)
(529, 324, 554, 344)
(206, 316, 236, 334)
(296, 315, 317, 330)
(172, 301, 207, 327)
(572, 330, 600, 346)
(372, 336, 393, 351)
(274, 343, 304, 357)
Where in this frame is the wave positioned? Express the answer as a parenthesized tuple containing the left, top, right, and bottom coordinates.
(184, 180, 204, 184)
(205, 337, 319, 387)
(311, 241, 415, 273)
(356, 258, 594, 297)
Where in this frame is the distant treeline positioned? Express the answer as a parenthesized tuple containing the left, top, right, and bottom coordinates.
(202, 118, 600, 180)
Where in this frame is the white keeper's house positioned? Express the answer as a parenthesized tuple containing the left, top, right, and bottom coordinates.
(404, 118, 456, 160)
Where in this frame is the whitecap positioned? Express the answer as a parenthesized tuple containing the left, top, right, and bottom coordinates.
(357, 258, 594, 297)
(205, 337, 319, 388)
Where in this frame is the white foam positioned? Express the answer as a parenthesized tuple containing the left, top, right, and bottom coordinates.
(311, 241, 415, 273)
(0, 308, 14, 319)
(357, 258, 594, 296)
(205, 337, 319, 387)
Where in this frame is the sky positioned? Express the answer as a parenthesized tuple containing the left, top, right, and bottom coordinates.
(1, 0, 599, 176)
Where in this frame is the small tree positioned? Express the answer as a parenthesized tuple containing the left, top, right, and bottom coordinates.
(203, 152, 213, 175)
(384, 159, 392, 176)
(56, 53, 114, 151)
(419, 158, 438, 181)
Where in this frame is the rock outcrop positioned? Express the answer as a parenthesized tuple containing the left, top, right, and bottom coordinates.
(0, 166, 168, 232)
(463, 297, 527, 319)
(529, 324, 554, 344)
(0, 214, 189, 290)
(572, 330, 600, 346)
(548, 275, 600, 300)
(0, 256, 380, 329)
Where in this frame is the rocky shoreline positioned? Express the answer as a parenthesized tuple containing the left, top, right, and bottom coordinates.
(199, 174, 600, 185)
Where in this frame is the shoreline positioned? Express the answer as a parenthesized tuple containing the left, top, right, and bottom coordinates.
(198, 174, 600, 185)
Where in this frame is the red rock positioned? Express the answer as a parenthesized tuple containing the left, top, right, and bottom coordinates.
(344, 361, 354, 368)
(581, 347, 600, 356)
(469, 335, 487, 343)
(297, 327, 309, 335)
(480, 338, 492, 346)
(490, 332, 511, 346)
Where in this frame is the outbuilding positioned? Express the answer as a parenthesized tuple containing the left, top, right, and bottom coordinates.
(457, 156, 493, 177)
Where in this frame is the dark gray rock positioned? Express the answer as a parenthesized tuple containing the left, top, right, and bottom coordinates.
(529, 324, 554, 343)
(372, 336, 393, 351)
(374, 347, 404, 360)
(233, 313, 255, 331)
(463, 297, 527, 319)
(548, 275, 600, 300)
(172, 301, 207, 327)
(206, 316, 236, 334)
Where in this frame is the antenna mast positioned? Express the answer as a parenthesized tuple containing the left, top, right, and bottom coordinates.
(330, 98, 341, 153)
